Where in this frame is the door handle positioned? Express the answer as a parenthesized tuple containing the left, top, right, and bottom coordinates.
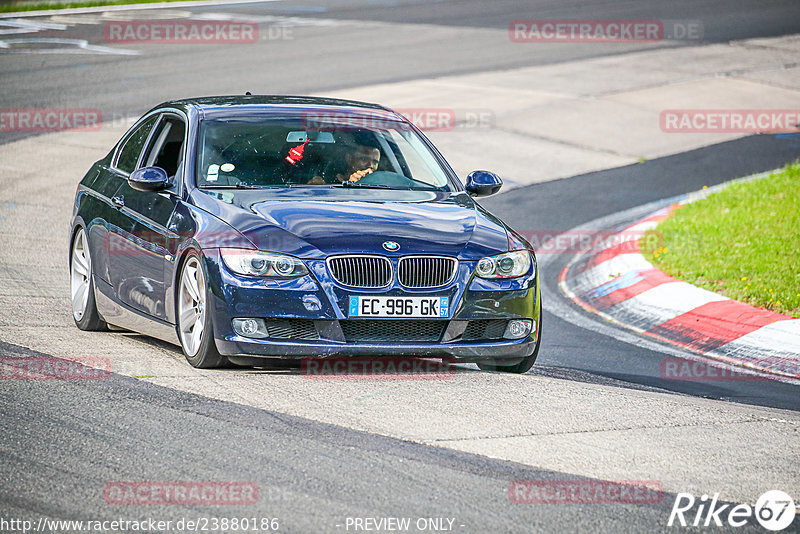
(111, 196, 125, 208)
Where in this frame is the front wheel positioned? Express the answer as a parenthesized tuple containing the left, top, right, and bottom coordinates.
(477, 300, 542, 374)
(177, 253, 225, 368)
(70, 227, 106, 331)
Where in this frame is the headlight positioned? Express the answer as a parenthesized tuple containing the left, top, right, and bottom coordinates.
(475, 250, 532, 279)
(220, 249, 308, 278)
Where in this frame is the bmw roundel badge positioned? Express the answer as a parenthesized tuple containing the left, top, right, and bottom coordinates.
(382, 241, 400, 251)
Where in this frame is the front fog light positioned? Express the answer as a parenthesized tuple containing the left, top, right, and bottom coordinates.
(241, 319, 259, 335)
(504, 319, 533, 340)
(232, 318, 268, 339)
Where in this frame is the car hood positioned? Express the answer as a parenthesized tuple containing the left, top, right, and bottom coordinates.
(193, 188, 510, 260)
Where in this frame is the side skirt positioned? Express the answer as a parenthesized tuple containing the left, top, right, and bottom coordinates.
(95, 278, 180, 346)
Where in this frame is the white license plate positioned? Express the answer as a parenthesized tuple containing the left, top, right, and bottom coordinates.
(348, 296, 449, 318)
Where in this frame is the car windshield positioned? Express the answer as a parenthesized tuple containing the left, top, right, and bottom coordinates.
(196, 114, 454, 191)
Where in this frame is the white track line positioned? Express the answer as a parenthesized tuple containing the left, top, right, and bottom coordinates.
(0, 0, 279, 19)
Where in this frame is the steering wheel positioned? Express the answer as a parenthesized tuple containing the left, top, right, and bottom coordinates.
(356, 171, 417, 188)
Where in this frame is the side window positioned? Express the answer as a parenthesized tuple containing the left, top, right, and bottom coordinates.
(143, 115, 186, 179)
(115, 115, 158, 174)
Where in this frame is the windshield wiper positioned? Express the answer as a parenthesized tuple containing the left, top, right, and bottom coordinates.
(339, 181, 392, 190)
(200, 183, 269, 189)
(234, 182, 271, 189)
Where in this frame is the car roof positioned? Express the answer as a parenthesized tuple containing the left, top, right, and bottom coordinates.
(153, 95, 400, 120)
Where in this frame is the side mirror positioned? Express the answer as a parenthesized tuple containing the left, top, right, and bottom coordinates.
(465, 170, 502, 197)
(129, 166, 169, 192)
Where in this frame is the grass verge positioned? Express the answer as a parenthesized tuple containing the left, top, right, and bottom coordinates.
(642, 163, 800, 318)
(0, 0, 192, 14)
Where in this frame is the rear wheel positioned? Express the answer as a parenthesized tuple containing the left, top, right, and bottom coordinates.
(178, 253, 225, 368)
(70, 227, 106, 331)
(477, 300, 542, 374)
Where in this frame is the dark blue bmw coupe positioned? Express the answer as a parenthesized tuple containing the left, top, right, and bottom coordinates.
(69, 96, 541, 372)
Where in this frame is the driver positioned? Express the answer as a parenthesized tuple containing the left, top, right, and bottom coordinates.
(343, 143, 381, 182)
(308, 139, 380, 185)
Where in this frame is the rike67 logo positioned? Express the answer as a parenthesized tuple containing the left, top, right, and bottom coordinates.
(668, 490, 796, 531)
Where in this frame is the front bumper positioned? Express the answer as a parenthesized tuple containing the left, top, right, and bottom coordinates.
(215, 330, 538, 363)
(203, 249, 540, 363)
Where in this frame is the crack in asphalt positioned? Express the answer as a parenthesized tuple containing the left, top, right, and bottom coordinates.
(425, 416, 794, 443)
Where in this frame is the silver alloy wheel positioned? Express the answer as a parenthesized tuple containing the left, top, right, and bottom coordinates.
(178, 256, 206, 356)
(70, 228, 91, 321)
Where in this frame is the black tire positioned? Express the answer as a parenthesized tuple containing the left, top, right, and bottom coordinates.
(70, 227, 107, 332)
(177, 252, 225, 369)
(477, 300, 542, 374)
(227, 356, 301, 369)
(224, 356, 262, 368)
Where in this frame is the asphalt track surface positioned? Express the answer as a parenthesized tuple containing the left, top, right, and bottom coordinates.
(1, 0, 800, 532)
(3, 0, 800, 144)
(4, 340, 741, 534)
